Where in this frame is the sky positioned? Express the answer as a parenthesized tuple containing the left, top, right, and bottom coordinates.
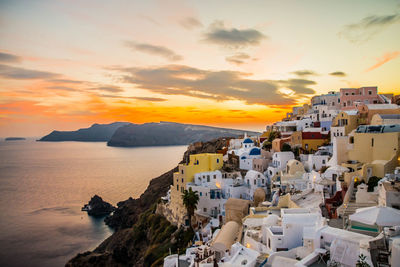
(0, 0, 400, 137)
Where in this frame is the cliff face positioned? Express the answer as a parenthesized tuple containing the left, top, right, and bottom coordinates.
(39, 122, 130, 142)
(107, 121, 258, 147)
(66, 138, 229, 267)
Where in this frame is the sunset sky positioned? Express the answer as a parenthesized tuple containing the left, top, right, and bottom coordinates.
(1, 0, 400, 137)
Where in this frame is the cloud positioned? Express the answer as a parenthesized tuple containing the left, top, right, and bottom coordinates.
(365, 51, 400, 72)
(47, 86, 80, 91)
(90, 85, 124, 93)
(114, 64, 316, 106)
(179, 17, 203, 30)
(48, 79, 85, 84)
(0, 52, 22, 63)
(329, 71, 346, 77)
(339, 13, 400, 43)
(0, 64, 59, 79)
(291, 70, 318, 77)
(225, 53, 252, 65)
(100, 94, 166, 102)
(124, 41, 183, 61)
(204, 21, 266, 48)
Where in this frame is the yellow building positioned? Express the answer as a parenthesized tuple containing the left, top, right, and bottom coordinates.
(169, 153, 223, 225)
(331, 110, 359, 138)
(301, 131, 329, 152)
(342, 125, 400, 184)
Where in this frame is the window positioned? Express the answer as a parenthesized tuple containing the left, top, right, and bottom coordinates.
(350, 136, 354, 144)
(200, 192, 202, 196)
(213, 174, 216, 179)
(182, 178, 184, 183)
(322, 160, 326, 164)
(203, 208, 207, 212)
(181, 170, 184, 174)
(177, 185, 179, 191)
(352, 92, 355, 95)
(368, 90, 372, 95)
(247, 179, 250, 185)
(207, 175, 210, 182)
(262, 179, 265, 184)
(254, 180, 256, 185)
(371, 138, 374, 147)
(217, 158, 219, 163)
(345, 93, 349, 96)
(181, 187, 184, 193)
(268, 238, 271, 248)
(343, 102, 346, 107)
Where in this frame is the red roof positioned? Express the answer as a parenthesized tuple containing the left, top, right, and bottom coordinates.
(302, 131, 329, 139)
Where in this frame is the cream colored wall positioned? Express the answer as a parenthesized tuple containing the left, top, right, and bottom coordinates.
(343, 132, 400, 183)
(348, 132, 399, 163)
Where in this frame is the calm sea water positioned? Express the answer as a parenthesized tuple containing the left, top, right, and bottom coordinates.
(0, 139, 187, 267)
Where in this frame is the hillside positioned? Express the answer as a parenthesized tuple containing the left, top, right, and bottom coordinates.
(107, 121, 259, 147)
(38, 122, 130, 142)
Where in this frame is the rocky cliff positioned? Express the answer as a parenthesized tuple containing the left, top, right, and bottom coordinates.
(66, 137, 229, 267)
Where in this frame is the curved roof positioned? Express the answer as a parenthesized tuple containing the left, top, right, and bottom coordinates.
(249, 147, 261, 155)
(211, 221, 240, 252)
(243, 138, 254, 144)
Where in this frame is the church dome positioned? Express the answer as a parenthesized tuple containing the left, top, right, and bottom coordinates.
(249, 147, 261, 156)
(243, 138, 254, 144)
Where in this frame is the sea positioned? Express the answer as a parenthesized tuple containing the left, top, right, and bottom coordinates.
(0, 139, 187, 267)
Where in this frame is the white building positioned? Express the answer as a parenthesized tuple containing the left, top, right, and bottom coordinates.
(266, 152, 295, 179)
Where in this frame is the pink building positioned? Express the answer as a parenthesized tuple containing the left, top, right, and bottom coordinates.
(340, 86, 383, 110)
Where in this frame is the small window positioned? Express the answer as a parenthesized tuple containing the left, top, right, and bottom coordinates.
(200, 192, 202, 196)
(371, 138, 374, 147)
(177, 185, 179, 191)
(181, 187, 184, 193)
(207, 175, 210, 182)
(262, 179, 265, 184)
(350, 136, 354, 144)
(213, 174, 216, 179)
(254, 180, 256, 185)
(368, 90, 372, 95)
(217, 158, 220, 163)
(182, 178, 184, 183)
(181, 170, 184, 174)
(203, 208, 207, 212)
(322, 160, 326, 164)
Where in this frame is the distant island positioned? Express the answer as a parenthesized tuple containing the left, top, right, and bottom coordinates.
(39, 121, 259, 146)
(39, 122, 130, 142)
(5, 137, 26, 141)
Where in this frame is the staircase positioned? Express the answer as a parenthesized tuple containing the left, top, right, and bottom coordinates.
(336, 180, 374, 218)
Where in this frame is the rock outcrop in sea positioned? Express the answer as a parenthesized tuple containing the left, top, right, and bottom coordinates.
(82, 195, 115, 216)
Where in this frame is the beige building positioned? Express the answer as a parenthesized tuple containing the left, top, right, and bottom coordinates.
(225, 198, 251, 224)
(342, 125, 400, 184)
(370, 114, 400, 125)
(331, 110, 359, 139)
(357, 103, 400, 125)
(168, 153, 223, 225)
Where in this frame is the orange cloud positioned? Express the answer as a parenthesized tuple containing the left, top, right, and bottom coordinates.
(365, 51, 400, 72)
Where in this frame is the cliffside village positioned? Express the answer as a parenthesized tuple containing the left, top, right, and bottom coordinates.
(160, 86, 400, 267)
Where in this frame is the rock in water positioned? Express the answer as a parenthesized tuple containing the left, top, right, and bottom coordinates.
(82, 195, 115, 216)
